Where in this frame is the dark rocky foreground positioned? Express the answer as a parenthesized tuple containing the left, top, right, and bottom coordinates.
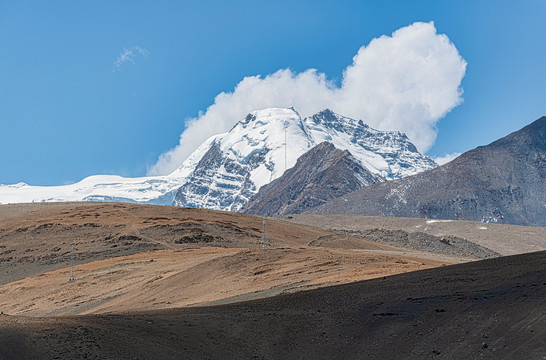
(2, 251, 544, 359)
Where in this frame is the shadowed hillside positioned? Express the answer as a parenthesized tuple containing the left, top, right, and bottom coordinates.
(1, 251, 544, 359)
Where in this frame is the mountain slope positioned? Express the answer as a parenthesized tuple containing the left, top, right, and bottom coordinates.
(172, 108, 312, 211)
(310, 116, 546, 227)
(241, 142, 384, 216)
(173, 108, 436, 211)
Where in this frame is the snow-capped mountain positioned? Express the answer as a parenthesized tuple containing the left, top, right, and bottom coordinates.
(0, 107, 437, 209)
(172, 108, 437, 211)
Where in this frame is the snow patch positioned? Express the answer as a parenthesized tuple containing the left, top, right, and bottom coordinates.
(425, 219, 454, 224)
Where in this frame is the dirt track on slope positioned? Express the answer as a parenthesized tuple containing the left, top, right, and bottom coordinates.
(0, 246, 453, 316)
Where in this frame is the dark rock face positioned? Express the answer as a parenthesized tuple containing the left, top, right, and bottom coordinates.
(173, 140, 267, 211)
(310, 116, 546, 227)
(241, 142, 384, 216)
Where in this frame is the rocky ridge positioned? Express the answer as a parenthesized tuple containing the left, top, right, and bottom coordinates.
(241, 142, 384, 216)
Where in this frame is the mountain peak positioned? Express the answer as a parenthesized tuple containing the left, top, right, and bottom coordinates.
(250, 107, 300, 119)
(314, 108, 336, 118)
(508, 115, 544, 137)
(240, 107, 302, 129)
(528, 115, 546, 128)
(310, 109, 368, 128)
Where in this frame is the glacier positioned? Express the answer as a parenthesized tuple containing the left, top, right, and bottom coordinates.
(0, 175, 183, 206)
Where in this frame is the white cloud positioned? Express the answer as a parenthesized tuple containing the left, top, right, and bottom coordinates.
(113, 46, 149, 71)
(148, 22, 467, 176)
(432, 152, 462, 165)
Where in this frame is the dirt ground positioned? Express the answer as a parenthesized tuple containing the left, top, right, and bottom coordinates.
(0, 203, 544, 359)
(0, 203, 458, 316)
(1, 250, 544, 360)
(0, 202, 398, 285)
(0, 246, 456, 316)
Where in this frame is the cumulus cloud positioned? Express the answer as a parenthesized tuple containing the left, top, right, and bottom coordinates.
(113, 46, 149, 71)
(148, 22, 466, 176)
(433, 152, 462, 165)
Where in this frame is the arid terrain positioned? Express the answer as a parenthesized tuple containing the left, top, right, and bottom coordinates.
(0, 202, 464, 317)
(1, 250, 544, 359)
(0, 202, 544, 359)
(288, 214, 546, 256)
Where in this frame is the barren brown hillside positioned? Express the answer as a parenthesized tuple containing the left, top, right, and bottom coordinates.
(0, 202, 394, 284)
(0, 203, 544, 359)
(0, 202, 465, 317)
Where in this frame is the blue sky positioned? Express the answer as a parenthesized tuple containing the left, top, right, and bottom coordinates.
(0, 0, 544, 185)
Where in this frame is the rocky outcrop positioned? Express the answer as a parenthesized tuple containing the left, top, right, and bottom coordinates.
(173, 139, 267, 211)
